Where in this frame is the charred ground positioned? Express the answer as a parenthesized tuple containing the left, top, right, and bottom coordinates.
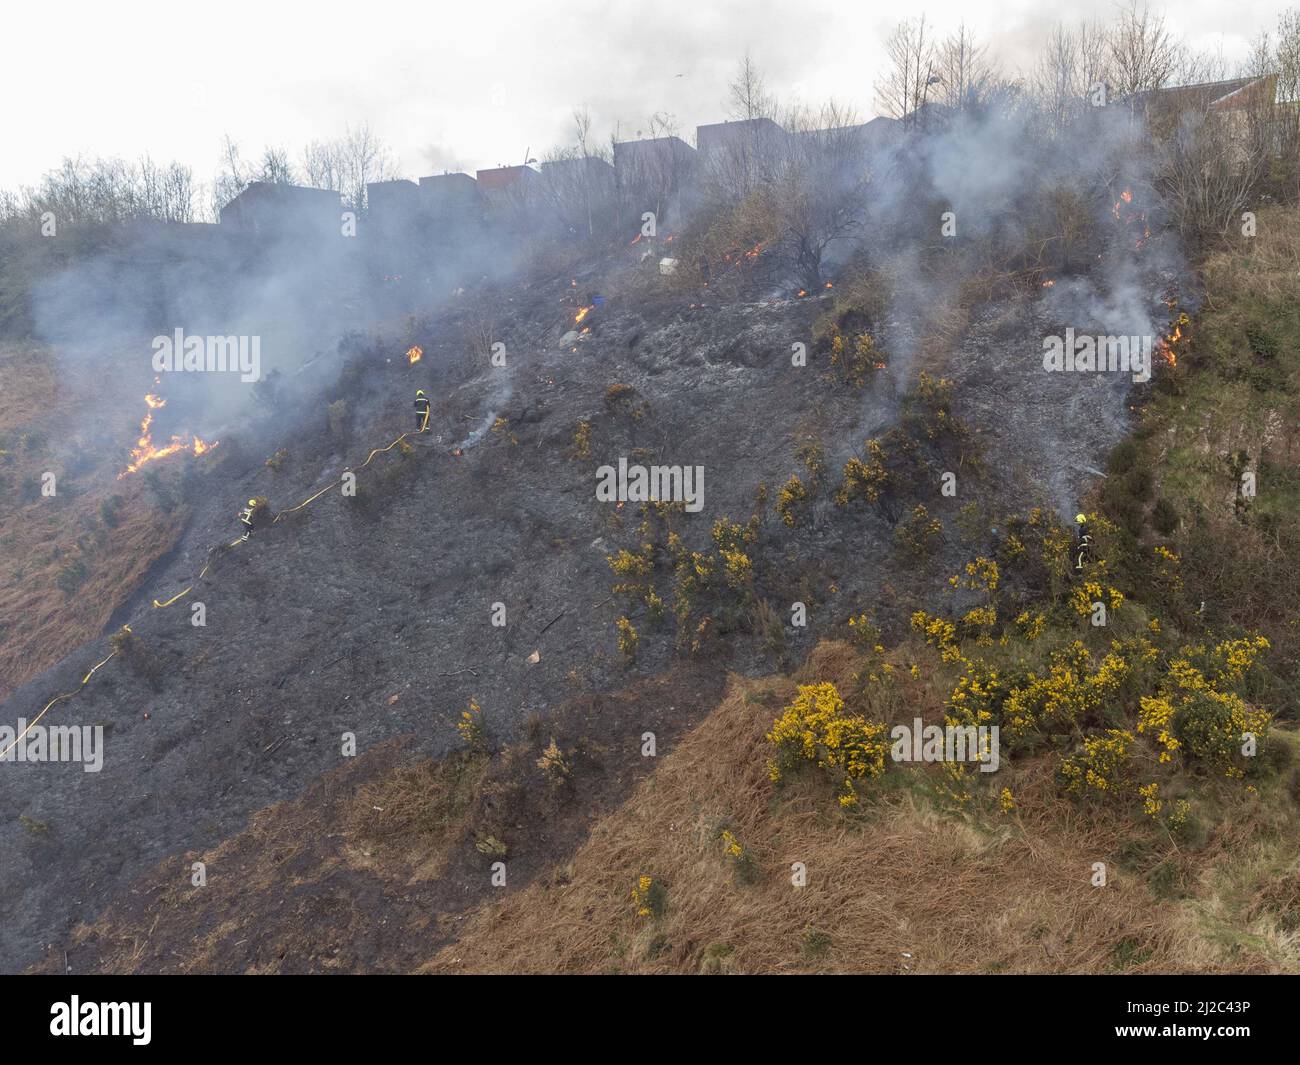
(0, 219, 1180, 971)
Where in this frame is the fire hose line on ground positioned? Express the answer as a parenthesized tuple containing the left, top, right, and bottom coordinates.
(5, 426, 433, 757)
(270, 429, 414, 521)
(0, 650, 117, 760)
(153, 427, 420, 607)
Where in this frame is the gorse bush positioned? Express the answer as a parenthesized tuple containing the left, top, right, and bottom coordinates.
(776, 473, 808, 526)
(457, 699, 487, 752)
(828, 329, 884, 387)
(616, 616, 638, 661)
(766, 682, 889, 807)
(835, 439, 889, 506)
(896, 504, 943, 557)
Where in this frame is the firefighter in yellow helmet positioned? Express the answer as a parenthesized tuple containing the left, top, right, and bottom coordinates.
(1073, 513, 1092, 575)
(414, 389, 431, 433)
(238, 499, 258, 542)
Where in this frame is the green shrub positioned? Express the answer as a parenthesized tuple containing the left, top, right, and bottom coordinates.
(1107, 439, 1139, 475)
(1151, 498, 1179, 535)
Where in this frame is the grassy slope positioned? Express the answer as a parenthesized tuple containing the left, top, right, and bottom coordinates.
(1131, 208, 1300, 690)
(22, 207, 1300, 976)
(423, 645, 1297, 975)
(419, 209, 1300, 975)
(0, 343, 189, 699)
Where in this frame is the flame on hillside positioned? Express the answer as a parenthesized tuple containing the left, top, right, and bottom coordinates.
(406, 345, 423, 365)
(118, 394, 218, 478)
(1112, 187, 1152, 249)
(1156, 312, 1189, 367)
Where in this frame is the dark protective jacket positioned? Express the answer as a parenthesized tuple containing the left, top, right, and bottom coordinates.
(1074, 529, 1092, 572)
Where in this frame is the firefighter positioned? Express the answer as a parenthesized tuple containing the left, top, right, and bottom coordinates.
(238, 499, 257, 542)
(1073, 513, 1092, 575)
(415, 388, 431, 433)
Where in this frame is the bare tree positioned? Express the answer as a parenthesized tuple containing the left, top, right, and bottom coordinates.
(1161, 110, 1266, 243)
(338, 124, 399, 213)
(0, 156, 201, 225)
(615, 112, 693, 231)
(540, 107, 616, 242)
(704, 55, 789, 202)
(212, 135, 249, 218)
(1239, 14, 1299, 194)
(876, 17, 939, 126)
(768, 101, 870, 288)
(935, 24, 994, 113)
(727, 52, 776, 120)
(253, 146, 297, 185)
(135, 156, 198, 222)
(297, 124, 399, 211)
(1033, 21, 1112, 135)
(302, 139, 344, 194)
(1108, 1, 1180, 98)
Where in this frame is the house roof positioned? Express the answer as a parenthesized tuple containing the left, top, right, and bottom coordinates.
(1122, 75, 1274, 113)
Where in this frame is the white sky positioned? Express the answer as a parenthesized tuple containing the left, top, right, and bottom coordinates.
(0, 0, 1284, 192)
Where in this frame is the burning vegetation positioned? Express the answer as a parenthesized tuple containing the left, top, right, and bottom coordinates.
(119, 393, 217, 478)
(6, 4, 1300, 984)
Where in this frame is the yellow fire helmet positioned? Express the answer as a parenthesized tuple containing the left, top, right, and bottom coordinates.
(416, 389, 426, 396)
(1075, 513, 1087, 524)
(248, 499, 258, 507)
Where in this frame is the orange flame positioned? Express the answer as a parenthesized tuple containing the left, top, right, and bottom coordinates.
(574, 305, 594, 323)
(119, 393, 218, 478)
(406, 345, 423, 365)
(1156, 317, 1186, 367)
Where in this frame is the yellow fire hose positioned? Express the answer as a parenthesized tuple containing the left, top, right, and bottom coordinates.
(271, 431, 412, 523)
(0, 650, 117, 760)
(12, 421, 434, 743)
(154, 427, 420, 604)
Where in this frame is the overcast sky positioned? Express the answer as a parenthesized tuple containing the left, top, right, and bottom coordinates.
(1, 0, 1285, 194)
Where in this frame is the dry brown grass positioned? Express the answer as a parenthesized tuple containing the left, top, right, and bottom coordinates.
(0, 343, 190, 698)
(422, 645, 1292, 975)
(345, 749, 492, 881)
(1201, 205, 1300, 309)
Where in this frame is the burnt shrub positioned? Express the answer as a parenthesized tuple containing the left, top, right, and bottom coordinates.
(108, 625, 163, 690)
